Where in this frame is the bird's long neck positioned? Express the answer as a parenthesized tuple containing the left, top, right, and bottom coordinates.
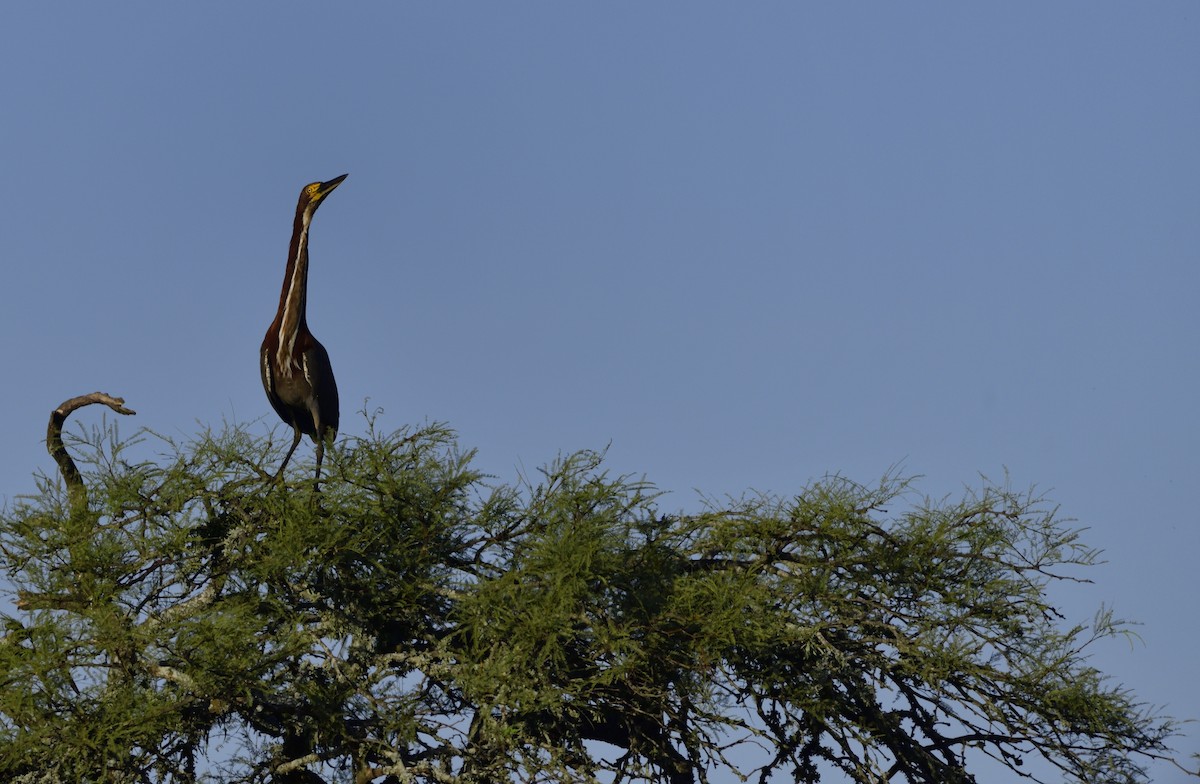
(275, 209, 313, 376)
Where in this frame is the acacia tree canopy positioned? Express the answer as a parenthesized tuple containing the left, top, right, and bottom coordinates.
(0, 400, 1191, 783)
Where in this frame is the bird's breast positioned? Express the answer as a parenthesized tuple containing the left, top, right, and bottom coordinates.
(271, 369, 314, 411)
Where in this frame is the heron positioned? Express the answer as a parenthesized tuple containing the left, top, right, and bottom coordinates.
(260, 174, 347, 483)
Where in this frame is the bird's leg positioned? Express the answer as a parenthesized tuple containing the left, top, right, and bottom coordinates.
(275, 427, 303, 481)
(310, 403, 328, 490)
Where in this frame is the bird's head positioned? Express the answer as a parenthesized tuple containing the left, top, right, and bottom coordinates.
(300, 173, 348, 216)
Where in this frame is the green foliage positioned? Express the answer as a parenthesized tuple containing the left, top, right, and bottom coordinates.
(0, 417, 1190, 783)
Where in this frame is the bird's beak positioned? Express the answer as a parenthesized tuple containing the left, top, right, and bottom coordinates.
(317, 174, 348, 200)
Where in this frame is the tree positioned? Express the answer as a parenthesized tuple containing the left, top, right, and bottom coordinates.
(0, 394, 1192, 784)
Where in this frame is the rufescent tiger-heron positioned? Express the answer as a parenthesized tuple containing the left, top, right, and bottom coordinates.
(260, 174, 347, 483)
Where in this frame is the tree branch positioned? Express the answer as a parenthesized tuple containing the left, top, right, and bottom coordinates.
(46, 391, 136, 512)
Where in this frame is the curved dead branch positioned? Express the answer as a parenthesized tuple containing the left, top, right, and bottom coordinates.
(46, 392, 136, 512)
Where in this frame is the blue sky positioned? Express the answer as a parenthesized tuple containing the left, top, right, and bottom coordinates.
(2, 4, 1197, 780)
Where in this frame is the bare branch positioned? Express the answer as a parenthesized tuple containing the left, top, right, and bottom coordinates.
(46, 391, 136, 511)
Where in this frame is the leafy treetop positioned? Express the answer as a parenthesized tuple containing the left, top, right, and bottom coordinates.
(0, 399, 1192, 783)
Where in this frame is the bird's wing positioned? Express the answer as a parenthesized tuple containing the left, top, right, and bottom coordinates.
(260, 342, 296, 427)
(301, 338, 340, 440)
